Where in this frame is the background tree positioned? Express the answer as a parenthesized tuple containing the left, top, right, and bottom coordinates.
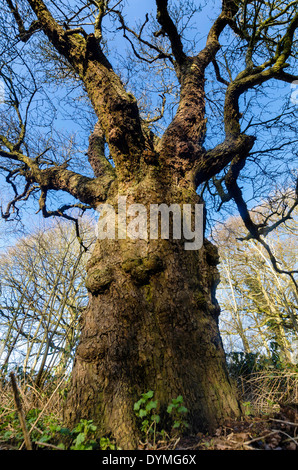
(0, 219, 92, 385)
(214, 201, 298, 362)
(1, 0, 298, 449)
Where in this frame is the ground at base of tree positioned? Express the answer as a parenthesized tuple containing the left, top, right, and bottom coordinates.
(1, 409, 297, 451)
(0, 377, 297, 452)
(172, 406, 297, 451)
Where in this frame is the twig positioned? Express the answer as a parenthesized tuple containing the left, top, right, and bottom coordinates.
(34, 441, 63, 450)
(269, 418, 298, 427)
(243, 431, 280, 446)
(172, 437, 181, 450)
(272, 429, 298, 446)
(9, 372, 33, 450)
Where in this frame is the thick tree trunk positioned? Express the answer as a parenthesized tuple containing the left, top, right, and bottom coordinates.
(64, 178, 242, 449)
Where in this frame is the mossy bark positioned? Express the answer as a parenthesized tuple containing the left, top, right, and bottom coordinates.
(64, 182, 242, 449)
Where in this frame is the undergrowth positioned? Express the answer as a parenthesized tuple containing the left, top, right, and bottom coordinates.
(0, 363, 297, 450)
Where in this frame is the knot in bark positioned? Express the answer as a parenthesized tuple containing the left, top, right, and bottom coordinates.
(122, 254, 164, 285)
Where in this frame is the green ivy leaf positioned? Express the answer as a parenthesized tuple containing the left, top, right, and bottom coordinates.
(74, 432, 86, 447)
(177, 406, 188, 414)
(134, 398, 146, 411)
(167, 404, 174, 414)
(139, 409, 147, 418)
(172, 396, 184, 405)
(146, 400, 158, 412)
(151, 414, 160, 423)
(143, 390, 154, 400)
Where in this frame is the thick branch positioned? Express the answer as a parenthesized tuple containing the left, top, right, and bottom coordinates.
(224, 155, 260, 239)
(92, 0, 107, 41)
(25, 0, 146, 171)
(87, 121, 116, 178)
(197, 6, 239, 68)
(156, 1, 241, 180)
(194, 134, 255, 187)
(0, 143, 113, 208)
(155, 0, 187, 69)
(212, 60, 230, 86)
(32, 165, 113, 207)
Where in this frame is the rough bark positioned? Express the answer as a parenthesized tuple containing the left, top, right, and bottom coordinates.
(64, 177, 242, 449)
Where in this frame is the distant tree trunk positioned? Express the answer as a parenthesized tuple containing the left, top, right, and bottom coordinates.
(35, 334, 51, 388)
(64, 179, 241, 449)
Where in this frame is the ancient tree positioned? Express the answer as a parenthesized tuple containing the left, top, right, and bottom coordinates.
(1, 0, 298, 448)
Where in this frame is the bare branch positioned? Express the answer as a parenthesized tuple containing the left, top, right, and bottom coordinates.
(0, 141, 114, 208)
(1, 174, 38, 220)
(144, 94, 167, 124)
(212, 59, 230, 86)
(155, 0, 187, 69)
(37, 188, 92, 252)
(5, 0, 40, 42)
(114, 10, 174, 64)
